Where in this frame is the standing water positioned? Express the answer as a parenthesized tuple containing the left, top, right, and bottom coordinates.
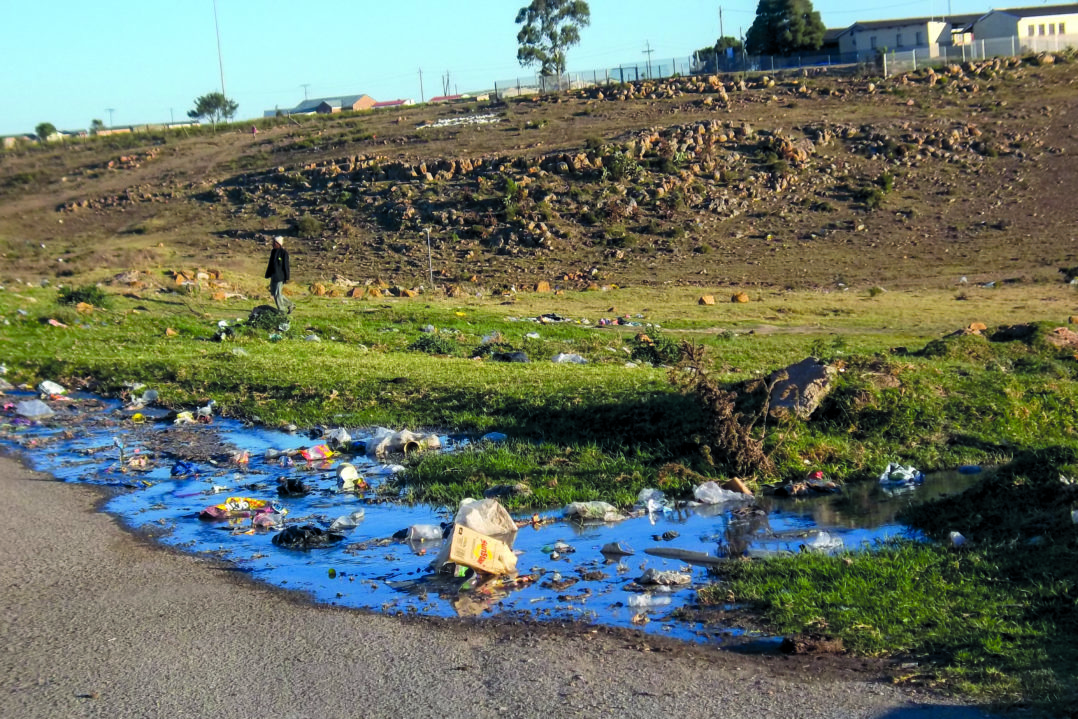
(1, 393, 983, 644)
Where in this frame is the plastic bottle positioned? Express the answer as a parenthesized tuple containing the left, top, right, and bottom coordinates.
(407, 524, 444, 541)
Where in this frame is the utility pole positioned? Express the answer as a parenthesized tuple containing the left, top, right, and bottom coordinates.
(170, 107, 174, 123)
(643, 41, 654, 79)
(418, 67, 424, 103)
(720, 6, 725, 40)
(442, 70, 451, 96)
(106, 108, 115, 127)
(301, 83, 310, 100)
(212, 0, 226, 97)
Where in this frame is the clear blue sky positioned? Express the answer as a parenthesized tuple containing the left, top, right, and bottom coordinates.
(2, 0, 1002, 136)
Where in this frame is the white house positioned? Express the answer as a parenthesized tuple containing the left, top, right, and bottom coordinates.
(837, 14, 982, 57)
(973, 4, 1078, 44)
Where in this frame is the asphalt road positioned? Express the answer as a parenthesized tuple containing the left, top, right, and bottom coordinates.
(0, 456, 999, 719)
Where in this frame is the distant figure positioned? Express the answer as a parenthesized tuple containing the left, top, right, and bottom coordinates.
(250, 125, 258, 135)
(265, 236, 294, 314)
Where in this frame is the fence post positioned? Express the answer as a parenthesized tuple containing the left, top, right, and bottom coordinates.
(912, 49, 917, 71)
(770, 56, 775, 72)
(1012, 35, 1016, 56)
(882, 52, 888, 77)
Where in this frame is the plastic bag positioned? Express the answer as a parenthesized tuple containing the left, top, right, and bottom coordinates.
(37, 380, 66, 396)
(693, 481, 747, 505)
(324, 427, 352, 451)
(552, 353, 587, 364)
(637, 488, 667, 513)
(329, 510, 366, 531)
(564, 501, 624, 523)
(453, 498, 517, 540)
(15, 399, 54, 419)
(878, 463, 924, 486)
(300, 444, 334, 462)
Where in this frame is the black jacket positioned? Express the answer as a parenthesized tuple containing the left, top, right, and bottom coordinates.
(266, 247, 290, 282)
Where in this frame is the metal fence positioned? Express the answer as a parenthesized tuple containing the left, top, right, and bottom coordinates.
(880, 33, 1078, 75)
(491, 51, 864, 97)
(490, 33, 1077, 98)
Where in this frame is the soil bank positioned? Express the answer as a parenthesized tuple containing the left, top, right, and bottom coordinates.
(0, 455, 997, 719)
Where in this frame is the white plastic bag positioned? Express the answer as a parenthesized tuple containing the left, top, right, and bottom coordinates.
(564, 501, 624, 523)
(693, 481, 747, 505)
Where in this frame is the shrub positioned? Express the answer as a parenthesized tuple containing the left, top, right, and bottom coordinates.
(408, 334, 457, 355)
(294, 215, 323, 238)
(605, 151, 639, 181)
(629, 330, 683, 365)
(58, 285, 111, 308)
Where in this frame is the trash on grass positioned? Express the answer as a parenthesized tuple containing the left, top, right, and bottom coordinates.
(552, 353, 587, 364)
(949, 531, 967, 548)
(366, 427, 441, 458)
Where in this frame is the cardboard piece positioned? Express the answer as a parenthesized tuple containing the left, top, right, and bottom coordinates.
(446, 524, 518, 576)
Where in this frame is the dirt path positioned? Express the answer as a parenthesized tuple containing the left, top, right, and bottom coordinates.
(0, 454, 997, 719)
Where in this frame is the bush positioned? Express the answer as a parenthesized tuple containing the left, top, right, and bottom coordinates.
(58, 285, 111, 308)
(629, 330, 683, 365)
(408, 334, 458, 355)
(294, 215, 323, 238)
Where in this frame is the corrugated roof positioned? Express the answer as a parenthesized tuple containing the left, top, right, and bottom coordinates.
(991, 3, 1078, 19)
(291, 94, 371, 113)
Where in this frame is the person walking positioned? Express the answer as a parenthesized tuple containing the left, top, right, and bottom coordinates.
(265, 236, 294, 314)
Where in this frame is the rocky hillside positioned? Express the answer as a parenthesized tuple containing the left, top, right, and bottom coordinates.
(3, 54, 1078, 291)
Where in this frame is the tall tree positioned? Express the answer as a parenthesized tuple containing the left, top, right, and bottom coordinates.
(89, 119, 105, 135)
(187, 92, 239, 130)
(515, 0, 591, 79)
(35, 122, 57, 142)
(745, 0, 825, 56)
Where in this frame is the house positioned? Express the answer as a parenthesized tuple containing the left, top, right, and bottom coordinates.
(838, 17, 950, 56)
(288, 94, 376, 115)
(837, 14, 983, 57)
(372, 99, 414, 109)
(428, 94, 464, 104)
(973, 4, 1078, 42)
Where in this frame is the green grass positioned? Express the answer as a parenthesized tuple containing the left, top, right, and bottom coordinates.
(3, 271, 1078, 712)
(701, 448, 1078, 712)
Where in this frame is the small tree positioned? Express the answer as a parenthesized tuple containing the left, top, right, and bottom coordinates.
(35, 122, 57, 142)
(89, 119, 105, 135)
(693, 36, 744, 73)
(187, 92, 239, 130)
(515, 0, 591, 86)
(745, 0, 825, 56)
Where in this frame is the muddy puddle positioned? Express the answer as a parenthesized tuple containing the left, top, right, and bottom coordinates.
(1, 393, 985, 644)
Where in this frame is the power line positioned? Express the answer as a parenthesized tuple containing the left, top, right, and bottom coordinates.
(212, 0, 227, 96)
(643, 40, 655, 79)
